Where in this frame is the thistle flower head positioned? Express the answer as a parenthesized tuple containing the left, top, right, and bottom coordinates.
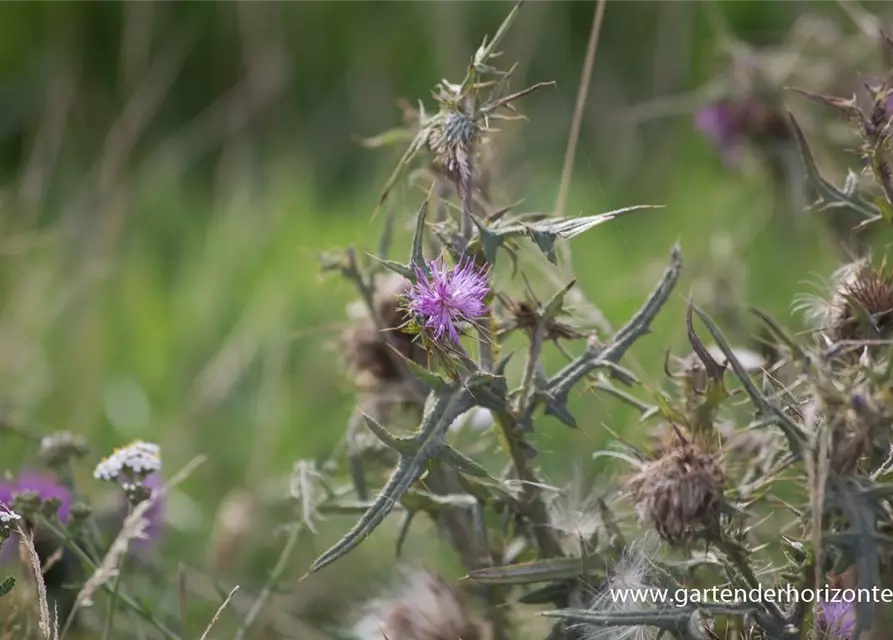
(0, 470, 72, 523)
(695, 95, 788, 168)
(407, 255, 490, 344)
(351, 568, 480, 640)
(798, 259, 893, 346)
(628, 432, 725, 546)
(695, 102, 741, 167)
(816, 599, 856, 639)
(426, 111, 480, 190)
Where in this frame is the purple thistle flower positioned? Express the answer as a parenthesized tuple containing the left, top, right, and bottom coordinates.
(0, 469, 72, 563)
(0, 470, 72, 523)
(694, 102, 743, 168)
(408, 255, 490, 344)
(816, 599, 856, 639)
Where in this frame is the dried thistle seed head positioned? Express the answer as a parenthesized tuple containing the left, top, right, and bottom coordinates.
(426, 111, 479, 190)
(581, 533, 663, 640)
(495, 297, 585, 341)
(820, 259, 893, 344)
(629, 432, 725, 546)
(352, 568, 481, 640)
(342, 275, 425, 388)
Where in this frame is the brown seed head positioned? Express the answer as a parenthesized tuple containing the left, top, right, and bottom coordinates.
(827, 260, 893, 343)
(629, 431, 725, 546)
(342, 275, 425, 388)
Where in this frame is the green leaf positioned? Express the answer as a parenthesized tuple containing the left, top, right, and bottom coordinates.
(527, 204, 660, 240)
(543, 279, 578, 322)
(360, 413, 418, 453)
(366, 253, 415, 280)
(0, 576, 14, 598)
(409, 199, 429, 269)
(466, 557, 602, 585)
(786, 111, 881, 221)
(692, 305, 806, 459)
(399, 356, 451, 390)
(440, 445, 493, 478)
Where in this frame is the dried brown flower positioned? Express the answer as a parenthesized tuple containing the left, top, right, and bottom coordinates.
(826, 260, 893, 343)
(426, 111, 479, 193)
(496, 297, 585, 342)
(352, 568, 481, 640)
(342, 275, 426, 389)
(629, 429, 725, 546)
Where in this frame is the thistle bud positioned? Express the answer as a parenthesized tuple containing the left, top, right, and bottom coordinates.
(426, 111, 479, 192)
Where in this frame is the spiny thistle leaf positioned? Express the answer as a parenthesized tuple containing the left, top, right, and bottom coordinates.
(692, 304, 807, 459)
(786, 111, 881, 222)
(526, 204, 661, 240)
(440, 445, 494, 479)
(545, 244, 683, 413)
(410, 198, 429, 270)
(360, 413, 418, 453)
(306, 388, 472, 575)
(750, 306, 807, 361)
(366, 253, 416, 280)
(466, 557, 602, 585)
(826, 476, 883, 640)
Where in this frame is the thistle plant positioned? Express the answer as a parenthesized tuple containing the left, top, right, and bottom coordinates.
(298, 5, 893, 640)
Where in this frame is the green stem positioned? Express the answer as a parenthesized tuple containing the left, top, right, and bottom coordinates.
(233, 523, 303, 640)
(101, 547, 128, 639)
(38, 517, 182, 640)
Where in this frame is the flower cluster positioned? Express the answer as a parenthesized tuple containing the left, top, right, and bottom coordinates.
(94, 440, 162, 505)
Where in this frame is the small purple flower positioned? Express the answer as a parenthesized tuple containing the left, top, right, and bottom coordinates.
(0, 470, 72, 562)
(0, 470, 72, 523)
(695, 102, 743, 168)
(408, 255, 490, 344)
(817, 599, 856, 639)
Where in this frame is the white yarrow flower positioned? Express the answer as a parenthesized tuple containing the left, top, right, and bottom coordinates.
(94, 440, 162, 483)
(0, 507, 22, 539)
